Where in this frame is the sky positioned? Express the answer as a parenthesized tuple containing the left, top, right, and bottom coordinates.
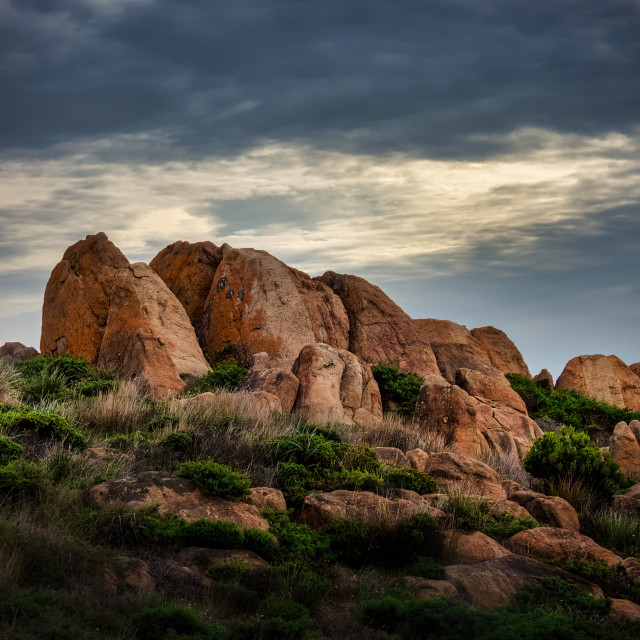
(1, 0, 639, 379)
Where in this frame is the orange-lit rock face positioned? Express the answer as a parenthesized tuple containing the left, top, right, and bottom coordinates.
(201, 247, 348, 366)
(98, 263, 210, 399)
(318, 271, 440, 378)
(470, 326, 531, 378)
(40, 232, 129, 362)
(149, 240, 222, 333)
(556, 354, 640, 411)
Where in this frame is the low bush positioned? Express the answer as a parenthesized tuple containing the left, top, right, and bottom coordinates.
(0, 434, 24, 465)
(0, 406, 87, 449)
(267, 562, 331, 608)
(190, 359, 248, 393)
(159, 431, 194, 452)
(0, 459, 46, 495)
(409, 556, 446, 579)
(507, 373, 640, 433)
(263, 510, 332, 564)
(180, 519, 244, 549)
(258, 596, 314, 640)
(106, 431, 151, 450)
(176, 460, 251, 499)
(443, 495, 540, 540)
(132, 603, 227, 640)
(581, 508, 640, 557)
(371, 363, 424, 416)
(242, 527, 278, 560)
(382, 467, 438, 494)
(524, 426, 630, 503)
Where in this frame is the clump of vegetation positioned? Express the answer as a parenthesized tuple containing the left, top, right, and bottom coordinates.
(372, 363, 424, 415)
(524, 426, 630, 503)
(132, 604, 227, 640)
(158, 431, 194, 452)
(0, 434, 24, 465)
(581, 508, 640, 557)
(443, 495, 540, 540)
(188, 359, 248, 394)
(0, 406, 88, 449)
(106, 430, 151, 450)
(507, 373, 640, 433)
(175, 459, 251, 499)
(0, 459, 46, 495)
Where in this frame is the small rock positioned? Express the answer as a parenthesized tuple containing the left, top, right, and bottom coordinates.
(443, 530, 512, 564)
(622, 557, 640, 584)
(610, 598, 640, 622)
(533, 369, 554, 391)
(375, 447, 411, 469)
(509, 490, 580, 531)
(405, 576, 458, 600)
(406, 448, 430, 472)
(245, 487, 287, 512)
(0, 342, 38, 365)
(104, 556, 155, 593)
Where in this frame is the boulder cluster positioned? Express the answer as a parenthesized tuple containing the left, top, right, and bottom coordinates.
(27, 232, 640, 459)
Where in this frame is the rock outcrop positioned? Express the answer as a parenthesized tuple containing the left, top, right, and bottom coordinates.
(609, 421, 640, 482)
(89, 471, 269, 530)
(292, 343, 382, 428)
(98, 263, 210, 398)
(630, 363, 640, 379)
(422, 452, 507, 500)
(555, 354, 640, 411)
(533, 368, 554, 390)
(0, 342, 38, 364)
(318, 272, 440, 377)
(613, 483, 640, 512)
(508, 490, 580, 531)
(150, 240, 223, 332)
(415, 375, 542, 459)
(504, 527, 622, 567)
(104, 557, 155, 593)
(469, 326, 531, 378)
(443, 530, 512, 564)
(41, 232, 129, 361)
(301, 490, 443, 529)
(200, 247, 349, 367)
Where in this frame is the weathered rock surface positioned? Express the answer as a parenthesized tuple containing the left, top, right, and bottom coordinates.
(237, 353, 300, 413)
(534, 368, 554, 391)
(247, 391, 282, 413)
(504, 527, 622, 567)
(415, 376, 542, 459)
(292, 343, 382, 427)
(406, 448, 430, 472)
(318, 272, 440, 377)
(104, 556, 155, 593)
(455, 367, 526, 413)
(245, 487, 287, 512)
(556, 354, 640, 411)
(630, 363, 640, 380)
(89, 471, 269, 530)
(610, 599, 640, 622)
(609, 421, 640, 482)
(375, 447, 411, 468)
(0, 342, 38, 364)
(443, 530, 512, 564)
(470, 326, 531, 378)
(445, 555, 603, 609)
(179, 548, 269, 572)
(41, 232, 129, 361)
(508, 490, 580, 531)
(613, 483, 640, 512)
(422, 452, 507, 500)
(201, 247, 348, 367)
(301, 490, 443, 529)
(98, 263, 210, 398)
(622, 557, 640, 584)
(485, 499, 531, 519)
(405, 577, 459, 601)
(150, 240, 223, 333)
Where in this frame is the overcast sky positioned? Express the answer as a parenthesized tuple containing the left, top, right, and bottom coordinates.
(1, 0, 639, 378)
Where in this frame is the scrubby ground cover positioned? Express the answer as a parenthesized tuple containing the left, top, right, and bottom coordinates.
(0, 356, 639, 638)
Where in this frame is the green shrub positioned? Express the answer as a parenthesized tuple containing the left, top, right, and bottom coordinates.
(258, 596, 313, 640)
(0, 433, 24, 465)
(410, 556, 446, 579)
(193, 359, 248, 392)
(275, 462, 314, 506)
(0, 407, 87, 449)
(132, 604, 226, 640)
(507, 373, 640, 432)
(443, 495, 540, 539)
(325, 512, 441, 569)
(341, 443, 381, 473)
(518, 575, 611, 615)
(20, 368, 69, 402)
(106, 431, 151, 450)
(0, 459, 46, 495)
(159, 431, 194, 452)
(382, 467, 438, 494)
(72, 378, 116, 397)
(263, 510, 332, 564)
(267, 562, 331, 608)
(242, 527, 278, 560)
(372, 363, 424, 415)
(181, 519, 244, 548)
(18, 354, 92, 383)
(269, 430, 347, 470)
(524, 426, 630, 503)
(207, 561, 249, 583)
(176, 460, 251, 499)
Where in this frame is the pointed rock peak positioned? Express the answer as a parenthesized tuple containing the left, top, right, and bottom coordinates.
(470, 326, 531, 378)
(40, 233, 129, 362)
(533, 368, 554, 390)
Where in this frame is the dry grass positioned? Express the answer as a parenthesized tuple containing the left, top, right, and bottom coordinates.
(533, 474, 600, 514)
(0, 360, 22, 405)
(480, 448, 531, 487)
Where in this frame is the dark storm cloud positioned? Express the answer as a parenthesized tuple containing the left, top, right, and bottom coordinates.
(1, 0, 639, 160)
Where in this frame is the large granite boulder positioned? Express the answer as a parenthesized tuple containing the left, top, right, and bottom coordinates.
(317, 272, 440, 378)
(609, 421, 640, 482)
(533, 368, 554, 390)
(508, 490, 580, 531)
(556, 354, 640, 411)
(469, 326, 531, 378)
(40, 232, 129, 362)
(98, 263, 210, 398)
(149, 240, 223, 332)
(292, 343, 382, 428)
(89, 471, 269, 530)
(200, 247, 349, 367)
(0, 342, 38, 365)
